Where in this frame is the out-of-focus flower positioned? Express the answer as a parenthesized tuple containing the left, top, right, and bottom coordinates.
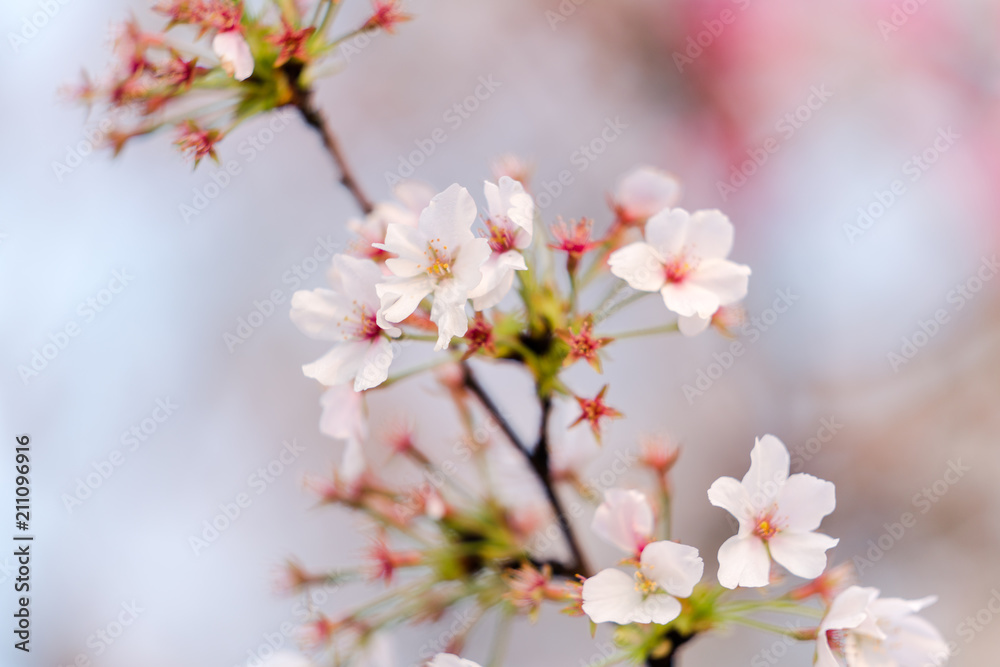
(558, 317, 612, 372)
(363, 0, 413, 34)
(365, 535, 423, 585)
(375, 184, 491, 350)
(639, 435, 680, 477)
(175, 121, 221, 165)
(789, 561, 855, 604)
(708, 435, 838, 589)
(291, 255, 400, 391)
(549, 217, 600, 269)
(269, 18, 315, 67)
(490, 153, 533, 186)
(251, 651, 315, 667)
(582, 540, 703, 625)
(816, 586, 949, 667)
(297, 614, 337, 649)
(350, 181, 436, 259)
(679, 303, 746, 337)
(212, 29, 254, 80)
(504, 563, 566, 621)
(318, 385, 368, 443)
(571, 385, 623, 441)
(608, 208, 751, 327)
(591, 489, 654, 557)
(611, 166, 681, 225)
(428, 655, 482, 667)
(468, 177, 535, 310)
(461, 312, 495, 359)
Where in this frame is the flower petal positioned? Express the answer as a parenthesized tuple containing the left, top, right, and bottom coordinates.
(640, 540, 704, 597)
(776, 473, 836, 533)
(608, 242, 666, 292)
(581, 568, 645, 624)
(707, 476, 754, 528)
(379, 223, 432, 277)
(592, 489, 654, 555)
(290, 288, 353, 341)
(212, 30, 254, 81)
(429, 282, 470, 350)
(644, 208, 691, 259)
(428, 655, 482, 667)
(633, 594, 682, 625)
(741, 434, 790, 509)
(376, 275, 434, 324)
(451, 237, 492, 291)
(685, 209, 735, 260)
(419, 184, 477, 247)
(685, 258, 751, 306)
(659, 281, 720, 318)
(318, 385, 367, 442)
(717, 534, 770, 589)
(354, 337, 394, 391)
(615, 166, 681, 221)
(768, 531, 838, 580)
(302, 340, 368, 386)
(678, 313, 712, 337)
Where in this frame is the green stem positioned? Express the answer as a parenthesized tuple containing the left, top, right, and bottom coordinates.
(604, 323, 679, 340)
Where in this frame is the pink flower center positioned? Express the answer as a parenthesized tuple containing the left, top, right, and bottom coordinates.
(753, 509, 782, 540)
(664, 256, 693, 283)
(484, 219, 517, 254)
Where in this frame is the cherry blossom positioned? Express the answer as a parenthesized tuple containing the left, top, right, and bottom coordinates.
(350, 181, 436, 259)
(375, 184, 491, 350)
(591, 489, 654, 556)
(608, 208, 751, 328)
(612, 166, 681, 224)
(318, 385, 368, 443)
(468, 177, 535, 310)
(290, 254, 400, 391)
(582, 540, 703, 625)
(708, 435, 838, 588)
(212, 29, 254, 80)
(817, 586, 950, 667)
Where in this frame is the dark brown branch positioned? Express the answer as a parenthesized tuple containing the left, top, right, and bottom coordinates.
(460, 363, 590, 577)
(291, 86, 375, 215)
(646, 630, 695, 667)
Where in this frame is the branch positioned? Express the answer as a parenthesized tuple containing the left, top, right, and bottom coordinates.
(460, 362, 590, 577)
(645, 631, 695, 667)
(291, 85, 375, 215)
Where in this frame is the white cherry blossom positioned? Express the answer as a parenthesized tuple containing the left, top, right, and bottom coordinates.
(613, 166, 681, 223)
(608, 208, 751, 329)
(468, 176, 535, 310)
(349, 180, 436, 254)
(582, 540, 703, 625)
(318, 385, 367, 443)
(592, 489, 655, 557)
(375, 184, 491, 350)
(213, 30, 254, 81)
(817, 586, 950, 667)
(708, 434, 838, 588)
(290, 255, 400, 391)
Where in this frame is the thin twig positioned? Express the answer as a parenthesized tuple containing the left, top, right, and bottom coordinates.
(291, 85, 374, 214)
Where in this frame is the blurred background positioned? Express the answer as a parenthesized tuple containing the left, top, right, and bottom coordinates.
(1, 0, 999, 665)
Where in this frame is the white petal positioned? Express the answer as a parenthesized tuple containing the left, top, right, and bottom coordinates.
(776, 473, 836, 533)
(485, 176, 535, 245)
(640, 540, 703, 597)
(684, 209, 735, 260)
(615, 166, 681, 221)
(290, 288, 353, 341)
(333, 255, 386, 312)
(678, 313, 712, 337)
(429, 284, 470, 350)
(741, 434, 790, 509)
(212, 30, 254, 81)
(869, 595, 937, 619)
(302, 340, 368, 386)
(254, 652, 315, 667)
(354, 337, 394, 391)
(379, 223, 432, 277)
(581, 568, 645, 624)
(717, 535, 770, 589)
(659, 281, 720, 318)
(707, 476, 754, 527)
(822, 586, 882, 633)
(393, 180, 436, 216)
(768, 531, 838, 580)
(469, 251, 525, 310)
(428, 655, 482, 667)
(632, 594, 682, 625)
(608, 242, 665, 292)
(419, 184, 478, 247)
(376, 275, 434, 324)
(686, 258, 751, 307)
(318, 385, 367, 442)
(451, 237, 492, 290)
(644, 208, 692, 259)
(592, 489, 655, 555)
(340, 437, 366, 485)
(882, 614, 951, 666)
